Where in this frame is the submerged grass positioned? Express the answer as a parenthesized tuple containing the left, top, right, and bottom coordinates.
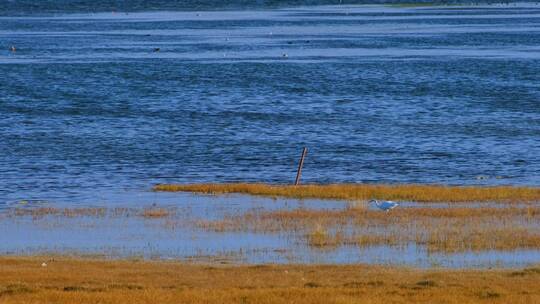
(195, 206, 540, 253)
(141, 208, 171, 218)
(4, 203, 540, 254)
(153, 183, 540, 203)
(4, 207, 175, 220)
(4, 199, 540, 256)
(0, 256, 539, 304)
(306, 225, 343, 249)
(8, 207, 109, 219)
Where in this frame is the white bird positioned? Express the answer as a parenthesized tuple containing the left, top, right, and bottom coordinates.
(370, 199, 399, 212)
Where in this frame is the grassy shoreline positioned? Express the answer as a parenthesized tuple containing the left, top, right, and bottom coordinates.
(153, 183, 540, 203)
(1, 256, 539, 303)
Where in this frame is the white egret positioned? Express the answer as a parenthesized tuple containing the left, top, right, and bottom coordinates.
(370, 199, 399, 212)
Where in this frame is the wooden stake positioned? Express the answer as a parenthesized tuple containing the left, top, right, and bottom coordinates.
(294, 147, 307, 186)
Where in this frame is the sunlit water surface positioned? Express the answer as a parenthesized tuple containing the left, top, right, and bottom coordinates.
(1, 3, 540, 205)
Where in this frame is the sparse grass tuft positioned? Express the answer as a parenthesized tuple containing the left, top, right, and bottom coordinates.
(416, 280, 437, 287)
(304, 282, 321, 288)
(477, 290, 501, 299)
(0, 283, 33, 297)
(307, 225, 342, 249)
(4, 207, 174, 220)
(140, 208, 171, 218)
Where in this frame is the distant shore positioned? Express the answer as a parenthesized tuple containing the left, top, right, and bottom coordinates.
(1, 256, 539, 304)
(153, 183, 540, 203)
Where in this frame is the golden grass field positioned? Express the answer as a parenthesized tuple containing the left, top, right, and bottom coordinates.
(1, 256, 539, 304)
(153, 183, 540, 203)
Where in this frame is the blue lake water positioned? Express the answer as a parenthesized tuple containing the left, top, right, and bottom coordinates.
(1, 3, 540, 203)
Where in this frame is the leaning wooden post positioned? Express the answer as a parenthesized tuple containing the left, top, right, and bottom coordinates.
(294, 147, 308, 186)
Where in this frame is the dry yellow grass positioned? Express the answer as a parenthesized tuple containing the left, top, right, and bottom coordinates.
(153, 183, 540, 203)
(307, 225, 343, 248)
(0, 256, 539, 304)
(140, 208, 171, 218)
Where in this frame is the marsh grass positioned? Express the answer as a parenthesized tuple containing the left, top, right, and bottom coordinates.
(5, 207, 175, 220)
(0, 283, 33, 297)
(4, 202, 540, 254)
(141, 208, 171, 218)
(195, 206, 540, 253)
(306, 225, 343, 248)
(153, 183, 540, 203)
(0, 256, 539, 304)
(9, 207, 109, 219)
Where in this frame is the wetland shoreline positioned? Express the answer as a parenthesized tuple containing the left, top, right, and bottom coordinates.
(2, 187, 539, 302)
(1, 188, 539, 267)
(0, 256, 539, 304)
(153, 183, 540, 203)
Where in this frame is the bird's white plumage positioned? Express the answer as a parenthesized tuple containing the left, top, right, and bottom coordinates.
(369, 200, 399, 212)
